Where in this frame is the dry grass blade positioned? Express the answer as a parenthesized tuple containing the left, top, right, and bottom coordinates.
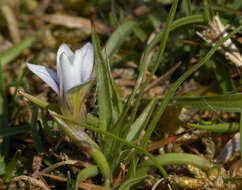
(40, 160, 90, 174)
(1, 3, 20, 43)
(145, 61, 182, 92)
(215, 132, 240, 164)
(151, 178, 163, 190)
(112, 163, 126, 189)
(197, 15, 242, 66)
(10, 175, 50, 190)
(41, 173, 105, 190)
(36, 14, 109, 35)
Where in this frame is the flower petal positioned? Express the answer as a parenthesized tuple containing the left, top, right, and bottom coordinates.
(81, 43, 94, 82)
(57, 43, 74, 97)
(57, 43, 74, 62)
(73, 42, 94, 84)
(26, 63, 59, 94)
(59, 53, 78, 93)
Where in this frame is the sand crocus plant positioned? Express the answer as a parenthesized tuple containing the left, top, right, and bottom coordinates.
(25, 42, 111, 182)
(26, 42, 94, 120)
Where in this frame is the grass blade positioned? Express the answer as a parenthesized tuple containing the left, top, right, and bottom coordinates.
(75, 165, 99, 190)
(0, 62, 9, 156)
(117, 175, 147, 190)
(189, 122, 239, 133)
(3, 150, 21, 182)
(0, 126, 30, 138)
(106, 20, 138, 58)
(140, 153, 213, 171)
(126, 99, 157, 142)
(175, 93, 242, 112)
(92, 27, 112, 132)
(18, 90, 58, 111)
(170, 14, 204, 31)
(0, 31, 42, 67)
(30, 105, 45, 152)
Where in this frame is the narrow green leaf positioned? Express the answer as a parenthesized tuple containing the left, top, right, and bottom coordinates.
(175, 93, 242, 112)
(41, 109, 54, 142)
(92, 26, 123, 162)
(92, 28, 112, 132)
(214, 61, 236, 93)
(106, 20, 138, 58)
(0, 159, 5, 176)
(30, 105, 45, 152)
(66, 171, 73, 190)
(75, 165, 99, 190)
(141, 153, 213, 171)
(87, 113, 98, 127)
(126, 99, 157, 142)
(4, 150, 21, 182)
(0, 62, 9, 156)
(104, 52, 123, 123)
(203, 0, 211, 23)
(18, 90, 58, 111)
(117, 175, 147, 190)
(170, 14, 204, 31)
(189, 122, 239, 133)
(181, 0, 192, 16)
(0, 126, 30, 138)
(10, 62, 26, 120)
(0, 31, 42, 67)
(133, 26, 148, 42)
(101, 53, 125, 166)
(88, 148, 111, 186)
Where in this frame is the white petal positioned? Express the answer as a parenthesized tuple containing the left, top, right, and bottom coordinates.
(81, 43, 94, 82)
(57, 43, 74, 60)
(57, 43, 74, 77)
(73, 42, 94, 84)
(26, 63, 59, 94)
(57, 43, 74, 97)
(59, 53, 79, 93)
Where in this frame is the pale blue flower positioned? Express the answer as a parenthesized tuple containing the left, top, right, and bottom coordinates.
(26, 42, 94, 98)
